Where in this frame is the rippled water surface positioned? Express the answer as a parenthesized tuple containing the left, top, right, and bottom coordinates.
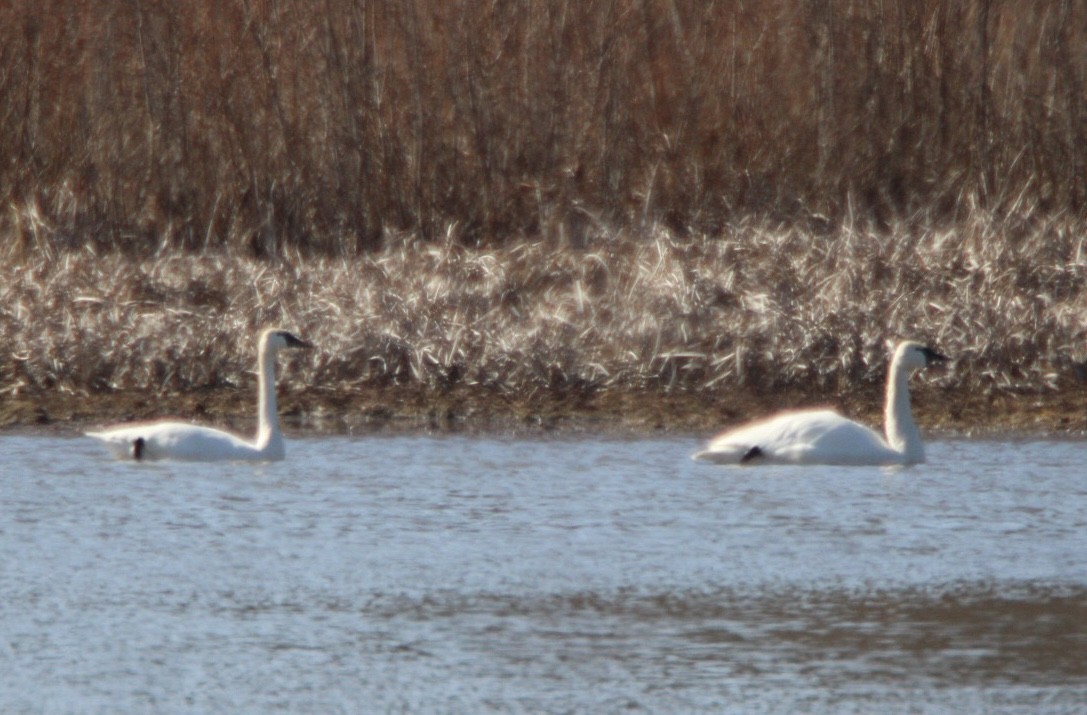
(2, 433, 1086, 713)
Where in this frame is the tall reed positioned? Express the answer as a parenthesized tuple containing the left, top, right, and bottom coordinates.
(1, 0, 1084, 252)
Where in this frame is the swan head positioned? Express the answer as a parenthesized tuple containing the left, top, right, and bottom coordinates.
(261, 328, 313, 354)
(894, 340, 947, 371)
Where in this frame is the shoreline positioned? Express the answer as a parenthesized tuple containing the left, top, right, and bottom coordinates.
(5, 382, 1086, 439)
(3, 230, 1084, 444)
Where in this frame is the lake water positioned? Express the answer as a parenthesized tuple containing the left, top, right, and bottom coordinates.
(1, 432, 1086, 714)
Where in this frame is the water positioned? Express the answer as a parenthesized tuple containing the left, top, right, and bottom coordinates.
(2, 433, 1086, 714)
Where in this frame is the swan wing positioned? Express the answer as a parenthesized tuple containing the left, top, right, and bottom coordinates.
(86, 421, 265, 462)
(693, 409, 902, 466)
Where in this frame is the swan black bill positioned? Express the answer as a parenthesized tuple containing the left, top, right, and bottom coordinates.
(280, 332, 313, 349)
(921, 347, 948, 364)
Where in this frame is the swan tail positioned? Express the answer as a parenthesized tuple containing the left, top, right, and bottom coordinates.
(85, 431, 137, 460)
(692, 444, 762, 464)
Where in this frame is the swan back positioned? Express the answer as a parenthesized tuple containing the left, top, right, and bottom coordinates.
(86, 328, 312, 462)
(694, 409, 901, 465)
(693, 339, 946, 466)
(86, 421, 263, 461)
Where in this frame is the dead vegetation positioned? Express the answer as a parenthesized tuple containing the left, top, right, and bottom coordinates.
(2, 216, 1085, 432)
(1, 1, 1085, 249)
(1, 1, 1085, 432)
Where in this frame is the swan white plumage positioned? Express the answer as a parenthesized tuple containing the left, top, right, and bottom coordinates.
(692, 341, 947, 466)
(86, 328, 312, 462)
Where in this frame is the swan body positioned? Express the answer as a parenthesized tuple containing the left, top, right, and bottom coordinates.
(693, 341, 946, 466)
(86, 328, 311, 462)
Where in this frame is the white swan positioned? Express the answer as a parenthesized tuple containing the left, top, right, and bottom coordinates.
(86, 328, 312, 462)
(692, 341, 947, 466)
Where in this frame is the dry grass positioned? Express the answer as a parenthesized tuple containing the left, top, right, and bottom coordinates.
(1, 0, 1085, 250)
(2, 0, 1085, 429)
(2, 216, 1085, 432)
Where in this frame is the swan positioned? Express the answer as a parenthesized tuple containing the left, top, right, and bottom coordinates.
(692, 341, 947, 466)
(86, 328, 312, 462)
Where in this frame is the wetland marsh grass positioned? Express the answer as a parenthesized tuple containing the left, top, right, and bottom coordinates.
(2, 216, 1085, 432)
(1, 1, 1085, 250)
(1, 1, 1086, 431)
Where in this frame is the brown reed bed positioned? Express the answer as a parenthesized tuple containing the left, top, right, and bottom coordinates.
(2, 1, 1084, 437)
(2, 1, 1085, 251)
(2, 215, 1085, 435)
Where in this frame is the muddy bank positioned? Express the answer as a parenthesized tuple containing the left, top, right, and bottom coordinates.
(5, 381, 1086, 438)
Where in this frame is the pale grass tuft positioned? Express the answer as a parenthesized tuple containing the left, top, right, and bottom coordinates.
(1, 216, 1084, 408)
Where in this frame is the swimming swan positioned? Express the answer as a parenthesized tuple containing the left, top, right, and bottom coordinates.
(692, 341, 947, 466)
(86, 328, 312, 462)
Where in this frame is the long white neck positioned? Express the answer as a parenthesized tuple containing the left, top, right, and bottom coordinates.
(883, 354, 924, 463)
(255, 343, 283, 457)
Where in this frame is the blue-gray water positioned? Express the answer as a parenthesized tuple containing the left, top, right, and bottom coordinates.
(2, 433, 1086, 713)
